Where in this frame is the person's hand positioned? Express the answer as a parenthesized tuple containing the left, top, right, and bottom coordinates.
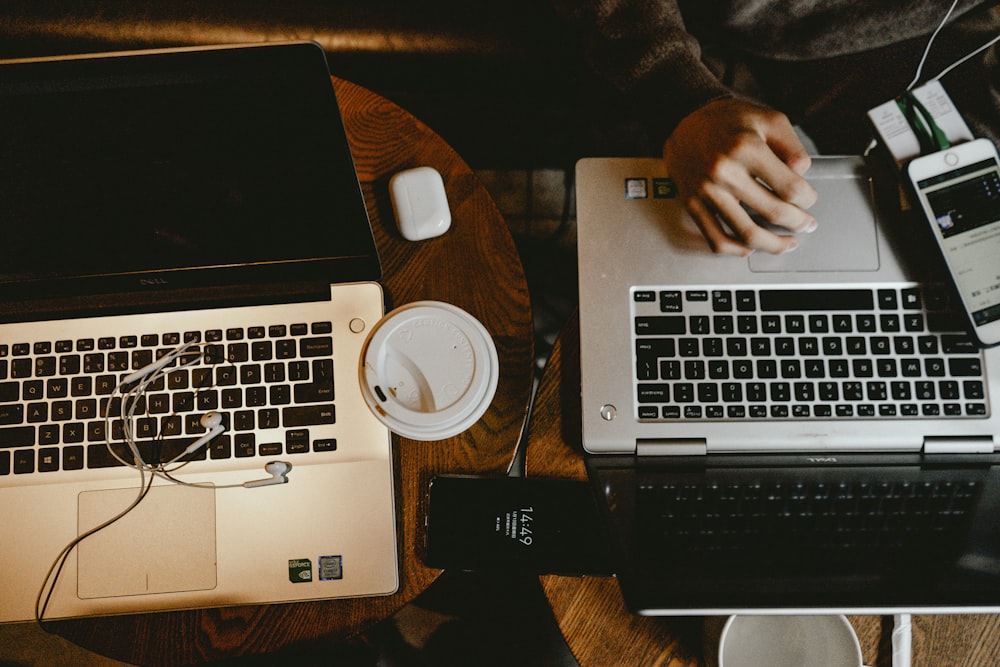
(663, 98, 819, 256)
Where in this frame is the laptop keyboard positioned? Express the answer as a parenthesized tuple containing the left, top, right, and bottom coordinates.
(638, 474, 981, 562)
(633, 284, 989, 421)
(0, 320, 337, 478)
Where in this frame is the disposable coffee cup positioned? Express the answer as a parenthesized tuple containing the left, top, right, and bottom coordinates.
(708, 615, 863, 667)
(359, 301, 499, 441)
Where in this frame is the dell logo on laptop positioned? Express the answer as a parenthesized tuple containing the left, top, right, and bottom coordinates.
(139, 278, 169, 286)
(807, 457, 838, 463)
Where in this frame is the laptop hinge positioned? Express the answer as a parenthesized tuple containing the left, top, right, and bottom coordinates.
(923, 436, 995, 454)
(637, 438, 708, 456)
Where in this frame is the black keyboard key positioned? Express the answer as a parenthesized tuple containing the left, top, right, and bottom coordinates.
(0, 382, 18, 402)
(0, 426, 34, 448)
(948, 358, 983, 376)
(760, 289, 873, 311)
(712, 291, 733, 312)
(87, 444, 126, 469)
(659, 291, 682, 312)
(13, 449, 34, 474)
(314, 439, 337, 452)
(0, 404, 24, 426)
(635, 316, 686, 336)
(235, 434, 256, 457)
(63, 445, 85, 470)
(294, 381, 334, 404)
(285, 429, 311, 454)
(283, 405, 335, 427)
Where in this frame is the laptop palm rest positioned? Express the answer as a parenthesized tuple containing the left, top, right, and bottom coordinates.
(77, 485, 217, 599)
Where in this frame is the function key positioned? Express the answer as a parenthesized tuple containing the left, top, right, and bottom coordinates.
(226, 328, 245, 341)
(205, 330, 224, 343)
(184, 331, 202, 344)
(269, 325, 287, 338)
(34, 342, 52, 355)
(634, 290, 656, 302)
(13, 343, 31, 356)
(76, 339, 95, 352)
(659, 291, 682, 312)
(248, 326, 267, 339)
(55, 340, 74, 353)
(290, 323, 309, 336)
(712, 290, 733, 312)
(119, 336, 138, 349)
(163, 332, 181, 346)
(141, 334, 159, 347)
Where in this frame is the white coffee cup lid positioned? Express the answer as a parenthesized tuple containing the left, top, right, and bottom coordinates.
(359, 301, 499, 440)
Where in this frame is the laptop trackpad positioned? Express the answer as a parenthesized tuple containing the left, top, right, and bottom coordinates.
(748, 176, 880, 273)
(77, 485, 217, 599)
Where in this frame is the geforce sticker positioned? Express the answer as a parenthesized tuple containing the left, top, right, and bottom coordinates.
(289, 558, 313, 583)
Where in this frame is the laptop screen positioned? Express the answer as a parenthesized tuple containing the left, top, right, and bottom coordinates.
(0, 42, 380, 314)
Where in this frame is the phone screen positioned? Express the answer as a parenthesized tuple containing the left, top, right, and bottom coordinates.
(424, 476, 612, 576)
(913, 156, 1000, 330)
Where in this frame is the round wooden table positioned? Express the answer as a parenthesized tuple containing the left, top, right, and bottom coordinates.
(525, 311, 1000, 667)
(48, 76, 535, 665)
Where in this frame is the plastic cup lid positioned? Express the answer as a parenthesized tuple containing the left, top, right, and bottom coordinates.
(359, 301, 499, 440)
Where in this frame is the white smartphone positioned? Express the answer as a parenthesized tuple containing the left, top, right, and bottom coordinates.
(907, 138, 1000, 346)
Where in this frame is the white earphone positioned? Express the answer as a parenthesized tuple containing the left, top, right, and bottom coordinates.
(243, 461, 292, 488)
(181, 411, 226, 457)
(183, 412, 291, 488)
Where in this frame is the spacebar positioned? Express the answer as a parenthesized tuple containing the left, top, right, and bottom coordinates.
(759, 289, 874, 311)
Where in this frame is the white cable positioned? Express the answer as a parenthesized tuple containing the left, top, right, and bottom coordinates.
(932, 32, 1000, 82)
(908, 0, 962, 90)
(892, 613, 913, 667)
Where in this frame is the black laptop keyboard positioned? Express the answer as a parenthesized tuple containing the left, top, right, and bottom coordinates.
(638, 475, 981, 562)
(633, 284, 989, 421)
(0, 321, 337, 477)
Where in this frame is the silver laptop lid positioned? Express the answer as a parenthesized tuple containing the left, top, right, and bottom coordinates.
(576, 157, 1000, 455)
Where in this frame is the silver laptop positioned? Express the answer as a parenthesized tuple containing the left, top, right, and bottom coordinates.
(576, 156, 1000, 614)
(0, 42, 398, 623)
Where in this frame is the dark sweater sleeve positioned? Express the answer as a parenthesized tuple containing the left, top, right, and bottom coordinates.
(553, 0, 734, 141)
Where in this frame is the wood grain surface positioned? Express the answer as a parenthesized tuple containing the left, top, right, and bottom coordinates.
(47, 76, 535, 665)
(526, 311, 1000, 667)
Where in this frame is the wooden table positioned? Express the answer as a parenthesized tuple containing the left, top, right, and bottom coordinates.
(47, 76, 535, 665)
(525, 311, 1000, 667)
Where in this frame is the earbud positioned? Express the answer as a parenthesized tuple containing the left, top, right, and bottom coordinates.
(243, 461, 292, 488)
(122, 352, 177, 386)
(181, 411, 226, 455)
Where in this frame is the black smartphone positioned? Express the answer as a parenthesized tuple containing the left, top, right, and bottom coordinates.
(424, 475, 612, 576)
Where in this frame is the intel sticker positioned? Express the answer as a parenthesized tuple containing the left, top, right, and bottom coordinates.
(625, 178, 648, 199)
(289, 558, 313, 583)
(319, 555, 343, 581)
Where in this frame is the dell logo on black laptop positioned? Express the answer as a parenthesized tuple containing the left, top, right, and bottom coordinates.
(807, 457, 838, 463)
(139, 278, 169, 286)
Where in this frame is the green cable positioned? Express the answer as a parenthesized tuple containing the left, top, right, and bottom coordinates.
(896, 91, 952, 153)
